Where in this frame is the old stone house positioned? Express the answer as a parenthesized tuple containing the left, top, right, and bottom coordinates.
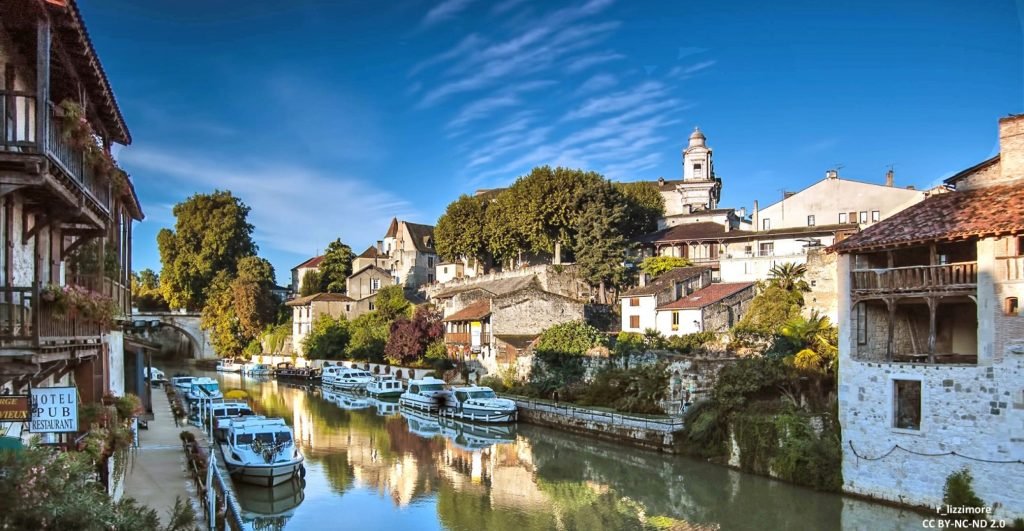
(619, 267, 712, 333)
(382, 218, 438, 290)
(286, 293, 354, 356)
(346, 264, 395, 316)
(0, 1, 142, 411)
(654, 282, 754, 336)
(830, 114, 1024, 520)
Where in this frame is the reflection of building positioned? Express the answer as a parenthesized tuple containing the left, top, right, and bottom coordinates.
(832, 115, 1024, 520)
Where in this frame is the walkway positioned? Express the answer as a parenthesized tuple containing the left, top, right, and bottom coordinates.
(122, 386, 203, 526)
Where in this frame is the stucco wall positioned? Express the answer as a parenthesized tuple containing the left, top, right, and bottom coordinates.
(654, 308, 702, 336)
(107, 331, 125, 397)
(758, 177, 924, 230)
(620, 295, 657, 332)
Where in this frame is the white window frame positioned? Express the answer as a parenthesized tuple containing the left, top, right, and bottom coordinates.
(807, 215, 815, 227)
(889, 375, 926, 435)
(762, 218, 771, 231)
(839, 212, 847, 224)
(871, 210, 880, 222)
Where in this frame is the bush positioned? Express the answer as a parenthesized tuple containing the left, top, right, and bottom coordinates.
(480, 375, 506, 393)
(678, 400, 728, 458)
(577, 362, 669, 414)
(666, 331, 715, 354)
(943, 468, 986, 520)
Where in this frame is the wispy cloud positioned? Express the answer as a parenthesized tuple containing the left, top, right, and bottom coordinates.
(120, 148, 414, 258)
(447, 80, 555, 131)
(667, 59, 717, 79)
(421, 0, 477, 28)
(575, 73, 618, 95)
(565, 51, 625, 73)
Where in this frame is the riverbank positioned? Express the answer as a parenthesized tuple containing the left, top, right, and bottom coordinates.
(507, 395, 686, 453)
(122, 387, 204, 527)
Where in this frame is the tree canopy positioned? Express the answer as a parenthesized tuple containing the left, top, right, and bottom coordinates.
(201, 256, 279, 357)
(639, 256, 693, 277)
(384, 305, 444, 365)
(535, 320, 607, 357)
(317, 239, 355, 293)
(303, 315, 351, 359)
(434, 194, 493, 272)
(131, 268, 168, 311)
(158, 190, 256, 310)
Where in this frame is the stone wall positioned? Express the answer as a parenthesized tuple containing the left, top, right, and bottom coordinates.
(512, 398, 684, 452)
(491, 287, 586, 336)
(805, 248, 839, 321)
(701, 286, 754, 333)
(424, 264, 593, 302)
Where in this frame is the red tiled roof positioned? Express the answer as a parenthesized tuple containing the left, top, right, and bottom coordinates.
(443, 299, 491, 322)
(285, 292, 353, 306)
(620, 266, 711, 297)
(830, 184, 1024, 253)
(657, 282, 754, 310)
(293, 255, 324, 270)
(358, 246, 384, 259)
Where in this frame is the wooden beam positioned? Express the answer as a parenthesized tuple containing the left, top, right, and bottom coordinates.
(927, 297, 938, 364)
(36, 16, 51, 154)
(885, 298, 896, 362)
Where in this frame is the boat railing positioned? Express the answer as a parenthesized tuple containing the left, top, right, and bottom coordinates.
(509, 397, 685, 432)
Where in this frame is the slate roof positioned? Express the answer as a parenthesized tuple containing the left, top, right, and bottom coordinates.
(293, 255, 324, 270)
(405, 222, 436, 254)
(285, 292, 353, 306)
(385, 218, 399, 238)
(657, 282, 754, 310)
(433, 275, 539, 299)
(830, 184, 1024, 253)
(357, 246, 384, 259)
(620, 266, 711, 297)
(443, 299, 491, 322)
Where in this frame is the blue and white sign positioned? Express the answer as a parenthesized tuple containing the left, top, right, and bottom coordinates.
(29, 387, 78, 433)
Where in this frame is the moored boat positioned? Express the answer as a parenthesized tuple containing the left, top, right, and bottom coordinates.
(206, 400, 258, 441)
(222, 417, 305, 487)
(366, 375, 404, 399)
(216, 359, 243, 373)
(322, 366, 373, 390)
(275, 362, 320, 382)
(186, 377, 223, 402)
(171, 375, 196, 394)
(398, 377, 451, 413)
(245, 363, 273, 376)
(441, 386, 517, 423)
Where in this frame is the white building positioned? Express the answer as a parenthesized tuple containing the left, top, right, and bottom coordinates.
(619, 267, 712, 334)
(831, 114, 1024, 520)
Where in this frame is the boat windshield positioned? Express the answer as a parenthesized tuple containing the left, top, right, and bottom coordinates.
(254, 433, 274, 444)
(236, 433, 253, 445)
(419, 384, 444, 392)
(467, 390, 497, 399)
(276, 432, 292, 444)
(197, 384, 219, 394)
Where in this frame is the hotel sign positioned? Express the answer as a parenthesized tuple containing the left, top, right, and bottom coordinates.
(0, 395, 30, 422)
(29, 387, 78, 433)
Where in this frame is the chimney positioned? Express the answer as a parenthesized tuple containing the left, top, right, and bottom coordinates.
(752, 200, 759, 231)
(657, 176, 665, 186)
(639, 272, 648, 287)
(737, 207, 746, 218)
(376, 240, 383, 253)
(999, 114, 1024, 185)
(885, 168, 894, 187)
(825, 169, 838, 180)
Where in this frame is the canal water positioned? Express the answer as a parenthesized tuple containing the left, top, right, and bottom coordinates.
(203, 371, 924, 531)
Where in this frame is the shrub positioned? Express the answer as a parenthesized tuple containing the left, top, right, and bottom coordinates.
(678, 400, 728, 458)
(577, 362, 669, 414)
(667, 331, 715, 354)
(480, 375, 506, 393)
(943, 468, 986, 520)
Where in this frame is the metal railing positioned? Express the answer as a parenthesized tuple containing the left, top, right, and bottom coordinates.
(45, 104, 111, 212)
(851, 262, 978, 294)
(510, 396, 686, 433)
(183, 439, 245, 531)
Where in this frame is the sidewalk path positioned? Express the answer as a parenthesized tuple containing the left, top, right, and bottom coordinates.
(122, 386, 203, 526)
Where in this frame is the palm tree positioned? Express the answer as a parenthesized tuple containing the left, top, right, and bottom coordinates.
(780, 311, 838, 371)
(768, 262, 810, 293)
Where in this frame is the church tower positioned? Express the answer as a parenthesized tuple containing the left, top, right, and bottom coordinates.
(675, 127, 722, 212)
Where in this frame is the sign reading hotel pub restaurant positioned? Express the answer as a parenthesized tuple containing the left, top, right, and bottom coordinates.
(29, 387, 78, 433)
(0, 395, 31, 422)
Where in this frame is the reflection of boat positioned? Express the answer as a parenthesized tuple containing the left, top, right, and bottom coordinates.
(439, 416, 518, 451)
(369, 397, 400, 416)
(235, 477, 305, 526)
(366, 375, 404, 398)
(400, 408, 443, 439)
(222, 418, 305, 487)
(398, 377, 450, 412)
(216, 359, 243, 373)
(322, 366, 373, 390)
(322, 388, 372, 410)
(441, 386, 518, 423)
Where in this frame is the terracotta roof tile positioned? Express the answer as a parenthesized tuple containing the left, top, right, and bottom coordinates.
(620, 266, 710, 297)
(357, 246, 384, 259)
(443, 299, 491, 322)
(293, 255, 324, 270)
(657, 282, 754, 310)
(830, 184, 1024, 253)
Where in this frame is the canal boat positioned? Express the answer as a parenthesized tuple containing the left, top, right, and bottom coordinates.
(439, 386, 518, 423)
(245, 363, 273, 376)
(186, 377, 223, 402)
(171, 376, 196, 394)
(398, 377, 451, 413)
(366, 375, 404, 398)
(216, 358, 243, 373)
(206, 400, 258, 441)
(400, 408, 443, 439)
(322, 366, 373, 390)
(222, 417, 305, 487)
(144, 366, 167, 385)
(439, 416, 518, 451)
(275, 362, 321, 382)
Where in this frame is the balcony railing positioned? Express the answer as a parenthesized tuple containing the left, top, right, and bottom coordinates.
(67, 274, 130, 318)
(851, 262, 978, 295)
(0, 90, 111, 213)
(997, 256, 1024, 281)
(0, 285, 103, 348)
(444, 332, 491, 345)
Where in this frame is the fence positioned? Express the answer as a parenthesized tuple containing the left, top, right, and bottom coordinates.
(183, 438, 245, 531)
(511, 397, 686, 433)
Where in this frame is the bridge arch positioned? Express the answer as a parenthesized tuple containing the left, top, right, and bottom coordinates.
(131, 312, 216, 360)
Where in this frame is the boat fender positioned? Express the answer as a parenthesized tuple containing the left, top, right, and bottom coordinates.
(300, 464, 306, 478)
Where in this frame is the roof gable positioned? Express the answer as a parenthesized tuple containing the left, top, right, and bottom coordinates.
(657, 282, 754, 310)
(620, 266, 710, 297)
(292, 255, 324, 270)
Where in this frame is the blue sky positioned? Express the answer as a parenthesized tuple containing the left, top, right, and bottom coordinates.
(79, 0, 1023, 285)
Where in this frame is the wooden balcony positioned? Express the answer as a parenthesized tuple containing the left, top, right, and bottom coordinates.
(851, 262, 977, 298)
(998, 256, 1024, 281)
(444, 332, 491, 346)
(0, 90, 111, 214)
(0, 282, 115, 353)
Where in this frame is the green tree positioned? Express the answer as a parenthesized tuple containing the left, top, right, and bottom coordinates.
(573, 181, 629, 303)
(303, 314, 351, 359)
(131, 268, 168, 311)
(373, 285, 412, 322)
(317, 239, 355, 293)
(615, 181, 666, 237)
(346, 313, 389, 362)
(158, 190, 256, 310)
(231, 256, 279, 340)
(733, 284, 804, 339)
(435, 194, 494, 272)
(536, 320, 607, 357)
(300, 269, 322, 297)
(639, 256, 694, 277)
(200, 271, 244, 356)
(767, 262, 810, 293)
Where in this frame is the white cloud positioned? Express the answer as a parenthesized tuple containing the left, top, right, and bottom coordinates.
(565, 51, 625, 73)
(421, 0, 477, 28)
(575, 73, 618, 95)
(446, 80, 555, 131)
(667, 59, 717, 79)
(120, 148, 415, 258)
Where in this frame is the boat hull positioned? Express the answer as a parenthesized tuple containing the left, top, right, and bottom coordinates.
(223, 450, 305, 487)
(325, 380, 369, 391)
(366, 388, 403, 399)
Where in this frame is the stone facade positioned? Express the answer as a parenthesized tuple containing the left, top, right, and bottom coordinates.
(427, 263, 594, 304)
(804, 248, 839, 321)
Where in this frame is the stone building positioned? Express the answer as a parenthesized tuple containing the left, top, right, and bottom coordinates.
(830, 114, 1024, 520)
(0, 0, 142, 422)
(346, 264, 395, 316)
(619, 267, 712, 333)
(618, 267, 753, 337)
(382, 217, 438, 290)
(290, 254, 324, 295)
(286, 293, 354, 356)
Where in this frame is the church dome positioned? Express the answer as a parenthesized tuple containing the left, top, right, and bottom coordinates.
(688, 127, 706, 147)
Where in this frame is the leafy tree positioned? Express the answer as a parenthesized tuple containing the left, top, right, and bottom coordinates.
(300, 269, 322, 297)
(131, 268, 168, 311)
(780, 312, 838, 373)
(231, 256, 279, 340)
(435, 194, 493, 272)
(346, 313, 389, 362)
(158, 190, 256, 310)
(262, 322, 292, 355)
(615, 181, 666, 237)
(639, 256, 693, 278)
(317, 239, 355, 293)
(733, 284, 804, 339)
(535, 320, 606, 357)
(200, 271, 244, 356)
(303, 314, 351, 359)
(374, 285, 412, 322)
(573, 181, 629, 303)
(384, 305, 444, 365)
(768, 262, 810, 293)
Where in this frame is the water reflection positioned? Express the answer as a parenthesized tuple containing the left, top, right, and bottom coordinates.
(206, 372, 924, 531)
(235, 479, 305, 531)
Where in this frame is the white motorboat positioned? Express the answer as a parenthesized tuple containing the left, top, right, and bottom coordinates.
(144, 366, 167, 385)
(171, 376, 196, 394)
(441, 386, 517, 423)
(216, 359, 243, 373)
(398, 377, 451, 413)
(222, 418, 305, 487)
(365, 375, 404, 399)
(245, 363, 273, 376)
(206, 400, 257, 441)
(322, 366, 373, 390)
(187, 377, 223, 402)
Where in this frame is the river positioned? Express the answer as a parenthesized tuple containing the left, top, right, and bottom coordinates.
(200, 371, 925, 531)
